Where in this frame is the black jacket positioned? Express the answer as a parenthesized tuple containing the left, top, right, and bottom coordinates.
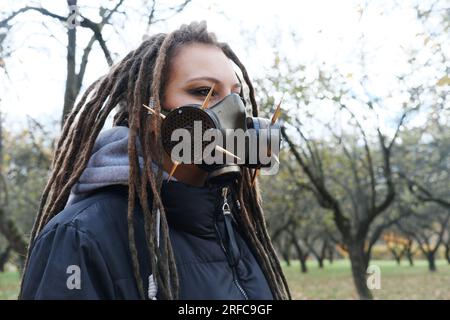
(21, 180, 273, 300)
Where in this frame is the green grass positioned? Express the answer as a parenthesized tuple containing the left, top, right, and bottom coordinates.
(0, 270, 20, 300)
(283, 259, 450, 299)
(1, 259, 449, 299)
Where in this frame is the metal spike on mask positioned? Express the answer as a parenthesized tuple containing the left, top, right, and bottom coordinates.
(143, 103, 166, 119)
(215, 145, 241, 161)
(271, 94, 284, 125)
(201, 83, 215, 110)
(167, 160, 179, 181)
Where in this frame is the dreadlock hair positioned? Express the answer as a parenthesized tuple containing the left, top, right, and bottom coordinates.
(19, 21, 291, 300)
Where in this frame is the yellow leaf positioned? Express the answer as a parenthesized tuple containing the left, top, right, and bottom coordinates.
(436, 75, 450, 86)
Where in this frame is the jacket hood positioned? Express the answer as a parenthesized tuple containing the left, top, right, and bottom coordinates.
(65, 125, 237, 239)
(65, 126, 175, 208)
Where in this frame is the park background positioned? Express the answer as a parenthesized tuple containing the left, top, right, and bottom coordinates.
(0, 0, 448, 299)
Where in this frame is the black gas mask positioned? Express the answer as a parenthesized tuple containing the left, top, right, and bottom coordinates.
(160, 93, 281, 184)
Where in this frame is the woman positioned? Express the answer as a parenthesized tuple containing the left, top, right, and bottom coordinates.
(19, 21, 290, 300)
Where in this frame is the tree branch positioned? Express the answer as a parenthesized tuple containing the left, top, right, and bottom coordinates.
(281, 125, 351, 238)
(399, 172, 450, 209)
(1, 6, 67, 28)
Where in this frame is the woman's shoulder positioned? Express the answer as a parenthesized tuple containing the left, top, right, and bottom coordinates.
(37, 185, 131, 244)
(22, 185, 141, 299)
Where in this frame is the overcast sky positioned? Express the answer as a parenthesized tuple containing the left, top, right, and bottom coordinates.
(0, 0, 444, 133)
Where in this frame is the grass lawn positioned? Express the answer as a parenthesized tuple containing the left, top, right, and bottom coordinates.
(283, 259, 450, 299)
(1, 259, 449, 299)
(0, 270, 20, 300)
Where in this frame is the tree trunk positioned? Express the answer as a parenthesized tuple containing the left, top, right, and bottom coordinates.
(426, 252, 437, 272)
(348, 242, 373, 300)
(291, 233, 309, 273)
(317, 257, 324, 268)
(328, 246, 334, 264)
(445, 243, 450, 265)
(0, 209, 28, 257)
(62, 3, 78, 127)
(405, 240, 414, 266)
(406, 251, 414, 266)
(390, 249, 402, 265)
(299, 255, 308, 273)
(281, 248, 291, 267)
(317, 240, 327, 268)
(0, 246, 12, 272)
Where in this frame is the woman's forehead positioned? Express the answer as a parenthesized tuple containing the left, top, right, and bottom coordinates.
(169, 43, 238, 85)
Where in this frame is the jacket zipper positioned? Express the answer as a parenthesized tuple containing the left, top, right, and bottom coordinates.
(214, 186, 249, 300)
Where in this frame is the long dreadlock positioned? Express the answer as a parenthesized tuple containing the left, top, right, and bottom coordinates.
(19, 21, 291, 300)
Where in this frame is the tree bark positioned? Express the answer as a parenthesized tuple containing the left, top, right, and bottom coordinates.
(299, 255, 308, 273)
(327, 245, 334, 264)
(306, 239, 327, 269)
(317, 240, 327, 268)
(389, 248, 403, 265)
(348, 242, 373, 300)
(406, 251, 414, 266)
(291, 235, 308, 273)
(62, 2, 78, 127)
(426, 252, 437, 272)
(281, 247, 291, 267)
(445, 243, 450, 265)
(0, 209, 28, 257)
(0, 246, 12, 272)
(405, 239, 414, 266)
(317, 257, 324, 268)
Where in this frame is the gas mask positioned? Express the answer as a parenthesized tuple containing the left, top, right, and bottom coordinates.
(160, 93, 281, 184)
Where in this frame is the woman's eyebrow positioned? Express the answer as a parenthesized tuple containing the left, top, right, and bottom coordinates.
(186, 76, 241, 89)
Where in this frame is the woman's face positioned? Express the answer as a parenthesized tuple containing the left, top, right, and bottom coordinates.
(157, 42, 243, 186)
(162, 43, 242, 110)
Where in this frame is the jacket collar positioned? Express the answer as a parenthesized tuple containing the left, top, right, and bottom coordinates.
(161, 180, 231, 238)
(101, 179, 235, 238)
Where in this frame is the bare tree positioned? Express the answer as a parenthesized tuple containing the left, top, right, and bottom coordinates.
(0, 111, 28, 265)
(383, 231, 410, 265)
(0, 0, 192, 126)
(287, 224, 310, 274)
(0, 245, 12, 271)
(395, 109, 449, 269)
(263, 153, 335, 274)
(280, 101, 408, 299)
(396, 204, 450, 271)
(444, 234, 450, 265)
(304, 233, 329, 269)
(401, 173, 450, 210)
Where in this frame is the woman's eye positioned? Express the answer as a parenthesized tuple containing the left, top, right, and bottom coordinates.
(190, 87, 216, 97)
